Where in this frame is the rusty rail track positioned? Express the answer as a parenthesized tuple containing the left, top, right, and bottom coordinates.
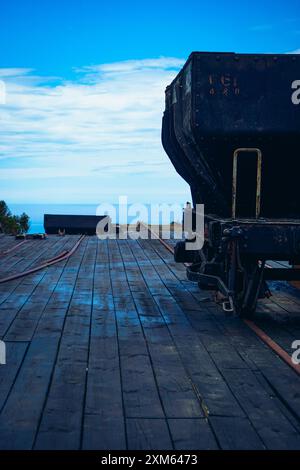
(0, 235, 85, 284)
(141, 223, 300, 376)
(0, 240, 27, 256)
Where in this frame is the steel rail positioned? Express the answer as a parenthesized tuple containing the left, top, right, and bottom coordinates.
(141, 222, 300, 376)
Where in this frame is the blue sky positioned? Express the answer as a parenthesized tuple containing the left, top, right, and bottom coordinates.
(0, 0, 300, 205)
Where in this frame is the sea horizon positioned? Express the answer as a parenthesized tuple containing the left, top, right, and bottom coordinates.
(9, 202, 185, 234)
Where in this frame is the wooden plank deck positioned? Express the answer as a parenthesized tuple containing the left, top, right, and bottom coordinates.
(0, 234, 299, 450)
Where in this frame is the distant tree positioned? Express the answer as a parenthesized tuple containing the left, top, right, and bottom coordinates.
(19, 212, 30, 234)
(2, 215, 20, 235)
(0, 201, 30, 235)
(0, 200, 10, 218)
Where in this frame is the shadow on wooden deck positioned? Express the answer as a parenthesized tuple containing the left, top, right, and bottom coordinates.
(0, 235, 299, 450)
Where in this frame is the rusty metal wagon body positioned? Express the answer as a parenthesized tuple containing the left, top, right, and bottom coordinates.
(162, 52, 300, 317)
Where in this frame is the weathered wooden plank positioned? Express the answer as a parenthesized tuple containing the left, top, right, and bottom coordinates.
(221, 368, 300, 449)
(115, 296, 165, 419)
(126, 418, 173, 450)
(251, 369, 300, 434)
(253, 319, 298, 355)
(0, 237, 89, 450)
(184, 313, 248, 370)
(139, 240, 186, 286)
(0, 236, 62, 279)
(127, 240, 171, 296)
(83, 416, 126, 450)
(82, 239, 126, 450)
(168, 418, 218, 450)
(256, 366, 300, 422)
(209, 416, 265, 450)
(0, 342, 28, 411)
(207, 306, 289, 369)
(145, 239, 187, 281)
(168, 341, 246, 418)
(125, 240, 245, 419)
(107, 241, 167, 420)
(0, 236, 71, 319)
(145, 343, 204, 418)
(131, 239, 300, 448)
(0, 236, 21, 253)
(0, 235, 300, 450)
(4, 237, 79, 341)
(0, 237, 75, 339)
(0, 239, 37, 274)
(34, 238, 97, 450)
(119, 240, 207, 419)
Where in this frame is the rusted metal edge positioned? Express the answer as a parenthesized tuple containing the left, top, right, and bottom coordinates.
(244, 319, 300, 375)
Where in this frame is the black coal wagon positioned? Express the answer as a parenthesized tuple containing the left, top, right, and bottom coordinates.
(162, 52, 300, 317)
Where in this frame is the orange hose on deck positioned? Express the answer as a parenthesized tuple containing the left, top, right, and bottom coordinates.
(0, 235, 85, 284)
(244, 319, 300, 375)
(142, 223, 300, 376)
(0, 240, 27, 256)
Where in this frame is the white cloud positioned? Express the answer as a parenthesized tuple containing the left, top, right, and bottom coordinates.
(78, 57, 185, 76)
(0, 68, 34, 78)
(0, 57, 190, 204)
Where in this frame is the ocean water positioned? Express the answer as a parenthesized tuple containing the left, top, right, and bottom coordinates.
(9, 203, 184, 234)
